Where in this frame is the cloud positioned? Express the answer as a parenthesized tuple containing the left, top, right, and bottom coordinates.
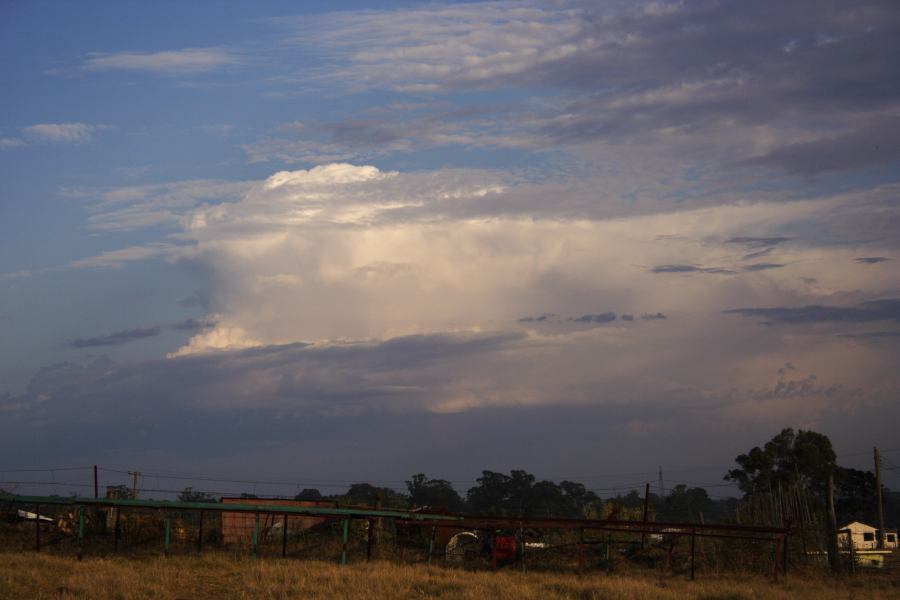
(70, 326, 160, 348)
(81, 48, 238, 75)
(855, 257, 890, 264)
(650, 265, 735, 275)
(642, 313, 667, 320)
(517, 313, 554, 323)
(70, 243, 177, 269)
(23, 123, 106, 144)
(269, 0, 900, 176)
(621, 314, 634, 321)
(573, 313, 617, 323)
(725, 299, 900, 325)
(0, 137, 24, 149)
(742, 263, 786, 272)
(726, 237, 792, 249)
(84, 179, 253, 232)
(742, 247, 776, 261)
(742, 117, 900, 176)
(173, 318, 216, 331)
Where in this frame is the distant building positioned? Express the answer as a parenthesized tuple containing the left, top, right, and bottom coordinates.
(220, 497, 335, 545)
(838, 521, 898, 550)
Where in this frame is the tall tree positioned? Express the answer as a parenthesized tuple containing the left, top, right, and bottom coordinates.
(725, 428, 837, 497)
(405, 474, 464, 511)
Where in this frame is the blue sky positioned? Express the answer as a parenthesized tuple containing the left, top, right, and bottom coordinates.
(2, 0, 899, 496)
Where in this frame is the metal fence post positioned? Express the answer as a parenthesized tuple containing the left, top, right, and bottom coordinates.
(35, 504, 40, 553)
(114, 508, 121, 553)
(252, 513, 260, 558)
(341, 519, 349, 565)
(578, 527, 585, 575)
(198, 512, 204, 554)
(164, 515, 171, 557)
(282, 513, 288, 558)
(690, 529, 696, 581)
(427, 526, 436, 565)
(77, 505, 84, 561)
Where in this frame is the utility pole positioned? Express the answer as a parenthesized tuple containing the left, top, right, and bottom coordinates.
(93, 465, 99, 499)
(826, 472, 839, 573)
(875, 447, 885, 550)
(658, 466, 664, 498)
(130, 471, 141, 499)
(641, 482, 650, 549)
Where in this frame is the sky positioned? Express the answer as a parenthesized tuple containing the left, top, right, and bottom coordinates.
(1, 0, 899, 498)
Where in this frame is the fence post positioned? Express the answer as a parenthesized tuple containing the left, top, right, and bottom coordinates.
(77, 505, 84, 561)
(847, 533, 856, 575)
(427, 526, 436, 565)
(826, 473, 839, 573)
(282, 513, 288, 558)
(782, 534, 788, 576)
(578, 527, 585, 575)
(772, 537, 780, 582)
(114, 508, 121, 553)
(690, 529, 696, 581)
(164, 515, 171, 557)
(35, 504, 40, 553)
(341, 519, 349, 565)
(519, 526, 526, 572)
(198, 512, 204, 554)
(252, 513, 260, 558)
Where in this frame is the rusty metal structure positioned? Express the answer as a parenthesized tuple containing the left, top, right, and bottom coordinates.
(1, 493, 791, 580)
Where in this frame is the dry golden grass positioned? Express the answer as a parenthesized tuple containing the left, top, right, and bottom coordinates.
(0, 551, 896, 600)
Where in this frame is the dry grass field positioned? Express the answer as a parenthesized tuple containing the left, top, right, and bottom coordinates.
(1, 551, 897, 600)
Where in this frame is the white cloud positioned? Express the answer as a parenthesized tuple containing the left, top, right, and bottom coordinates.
(165, 164, 900, 367)
(82, 48, 238, 75)
(23, 123, 106, 144)
(0, 137, 24, 149)
(70, 242, 177, 269)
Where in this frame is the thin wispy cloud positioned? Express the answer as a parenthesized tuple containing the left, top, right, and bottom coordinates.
(82, 47, 239, 75)
(23, 123, 107, 144)
(70, 326, 160, 348)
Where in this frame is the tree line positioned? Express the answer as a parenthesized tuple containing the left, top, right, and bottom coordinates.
(174, 428, 896, 527)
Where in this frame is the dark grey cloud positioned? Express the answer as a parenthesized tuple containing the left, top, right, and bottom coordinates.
(268, 1, 900, 179)
(642, 313, 667, 320)
(855, 257, 890, 264)
(70, 326, 160, 348)
(650, 264, 735, 275)
(726, 237, 792, 249)
(621, 314, 634, 321)
(174, 318, 216, 331)
(725, 299, 900, 324)
(177, 293, 209, 309)
(742, 247, 775, 261)
(742, 117, 900, 176)
(836, 330, 900, 339)
(742, 263, 786, 272)
(573, 312, 617, 323)
(517, 313, 554, 323)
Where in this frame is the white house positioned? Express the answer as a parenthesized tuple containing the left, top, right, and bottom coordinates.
(838, 521, 898, 550)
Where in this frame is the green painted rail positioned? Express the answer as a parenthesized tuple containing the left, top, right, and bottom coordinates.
(0, 493, 465, 523)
